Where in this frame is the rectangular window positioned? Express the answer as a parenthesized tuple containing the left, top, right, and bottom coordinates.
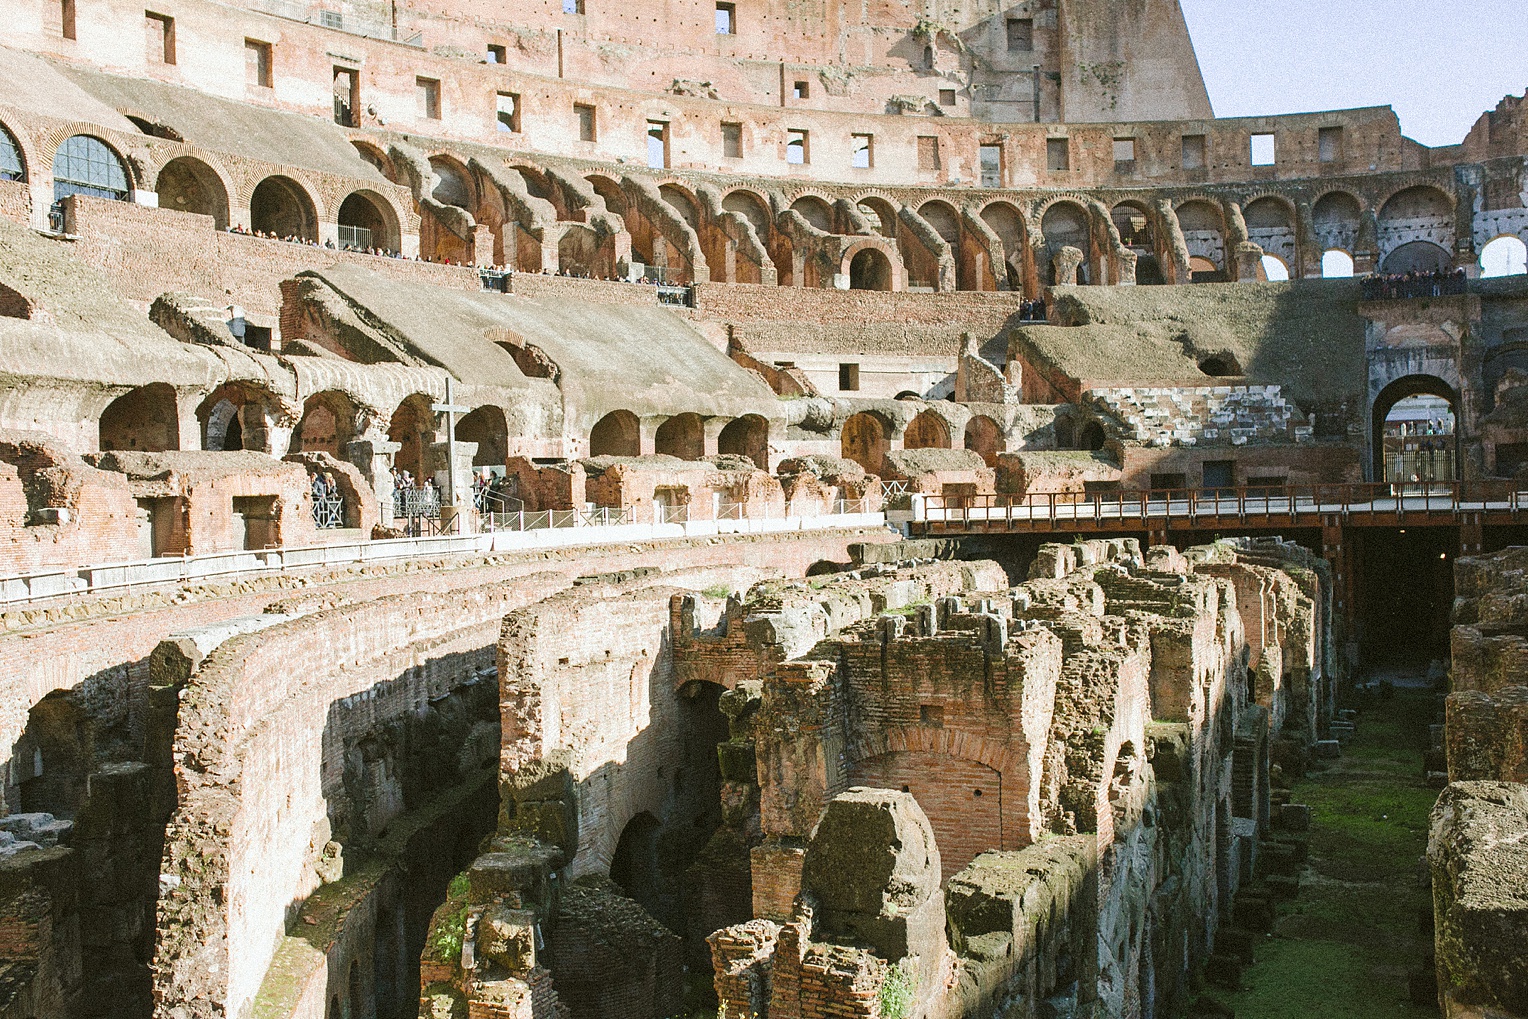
(938, 88, 956, 107)
(1251, 132, 1277, 166)
(416, 77, 441, 119)
(647, 121, 669, 168)
(245, 39, 272, 88)
(1113, 137, 1136, 168)
(838, 363, 860, 392)
(319, 9, 342, 28)
(496, 92, 520, 133)
(979, 144, 1002, 187)
(486, 43, 506, 63)
(562, 0, 583, 12)
(145, 11, 175, 65)
(1203, 460, 1236, 490)
(1046, 137, 1070, 172)
(1006, 17, 1033, 51)
(1181, 133, 1206, 170)
(333, 66, 359, 127)
(61, 0, 76, 39)
(786, 128, 808, 165)
(575, 103, 596, 142)
(1318, 126, 1343, 163)
(917, 135, 940, 171)
(792, 80, 809, 100)
(851, 133, 873, 169)
(715, 2, 735, 34)
(721, 121, 742, 158)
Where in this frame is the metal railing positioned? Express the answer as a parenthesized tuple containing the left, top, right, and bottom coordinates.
(393, 487, 441, 519)
(912, 481, 1528, 530)
(312, 494, 345, 529)
(483, 506, 631, 531)
(1359, 274, 1468, 301)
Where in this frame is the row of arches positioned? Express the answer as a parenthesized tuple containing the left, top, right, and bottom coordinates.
(587, 411, 770, 469)
(839, 409, 1008, 474)
(0, 117, 407, 250)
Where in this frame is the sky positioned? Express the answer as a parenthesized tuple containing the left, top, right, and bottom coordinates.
(1178, 1, 1528, 147)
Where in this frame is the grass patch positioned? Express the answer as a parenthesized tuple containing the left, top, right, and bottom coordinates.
(1222, 686, 1439, 1019)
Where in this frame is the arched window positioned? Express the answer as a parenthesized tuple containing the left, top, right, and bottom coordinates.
(52, 135, 129, 203)
(0, 123, 23, 182)
(1260, 254, 1290, 281)
(1481, 236, 1528, 278)
(1322, 249, 1355, 279)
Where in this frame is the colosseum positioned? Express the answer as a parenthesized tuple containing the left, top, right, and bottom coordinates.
(0, 0, 1523, 1016)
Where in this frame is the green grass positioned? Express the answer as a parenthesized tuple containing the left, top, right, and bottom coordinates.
(1222, 687, 1440, 1019)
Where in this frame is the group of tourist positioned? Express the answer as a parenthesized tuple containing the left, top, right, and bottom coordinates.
(1360, 267, 1468, 300)
(471, 470, 517, 512)
(1018, 298, 1048, 322)
(308, 471, 341, 502)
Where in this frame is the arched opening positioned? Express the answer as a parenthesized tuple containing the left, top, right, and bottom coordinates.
(1177, 201, 1226, 282)
(589, 410, 640, 457)
(841, 411, 891, 475)
(457, 405, 508, 470)
(1481, 235, 1528, 278)
(100, 383, 179, 452)
(387, 394, 438, 483)
(918, 201, 961, 246)
(338, 191, 396, 252)
(721, 189, 771, 237)
(1260, 254, 1290, 281)
(1188, 255, 1222, 282)
(1313, 192, 1362, 254)
(250, 175, 317, 241)
(1372, 375, 1458, 482)
(790, 195, 833, 232)
(846, 750, 1002, 878)
(849, 248, 893, 291)
(903, 410, 952, 450)
(1079, 421, 1107, 451)
(0, 121, 24, 182)
(1041, 201, 1091, 285)
(964, 415, 1004, 466)
(588, 175, 627, 217)
(347, 959, 362, 1019)
(609, 811, 663, 911)
(980, 201, 1027, 290)
(1243, 197, 1296, 270)
(717, 415, 768, 469)
(659, 183, 700, 229)
(805, 560, 842, 577)
(1110, 202, 1154, 251)
(52, 135, 130, 207)
(1322, 249, 1356, 278)
(155, 156, 228, 228)
(196, 383, 283, 452)
(202, 399, 243, 451)
(858, 196, 900, 238)
(294, 392, 357, 457)
(1381, 241, 1450, 275)
(351, 141, 395, 181)
(429, 157, 473, 210)
(654, 413, 704, 460)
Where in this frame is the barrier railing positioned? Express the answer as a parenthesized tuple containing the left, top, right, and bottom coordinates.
(312, 494, 345, 529)
(912, 481, 1528, 529)
(0, 506, 888, 607)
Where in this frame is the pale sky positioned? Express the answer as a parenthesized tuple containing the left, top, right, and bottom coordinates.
(1178, 1, 1528, 148)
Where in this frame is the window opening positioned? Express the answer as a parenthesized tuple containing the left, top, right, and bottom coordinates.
(1318, 126, 1343, 163)
(1250, 133, 1276, 167)
(575, 104, 596, 142)
(416, 77, 440, 120)
(851, 133, 872, 169)
(715, 2, 734, 33)
(1046, 137, 1069, 172)
(1006, 17, 1033, 51)
(333, 67, 359, 126)
(497, 92, 520, 133)
(145, 11, 175, 64)
(1181, 134, 1206, 170)
(838, 363, 860, 391)
(721, 121, 742, 158)
(245, 39, 272, 88)
(786, 128, 807, 165)
(647, 121, 669, 168)
(917, 135, 940, 171)
(979, 144, 1002, 187)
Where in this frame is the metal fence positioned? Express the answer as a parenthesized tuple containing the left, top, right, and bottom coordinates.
(312, 494, 345, 529)
(393, 487, 441, 519)
(484, 506, 633, 531)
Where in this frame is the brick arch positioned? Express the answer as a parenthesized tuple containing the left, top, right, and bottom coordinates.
(845, 724, 1019, 775)
(0, 116, 30, 182)
(1310, 185, 1369, 214)
(1376, 181, 1456, 219)
(33, 122, 148, 190)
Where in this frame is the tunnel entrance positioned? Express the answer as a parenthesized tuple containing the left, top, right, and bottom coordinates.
(1352, 526, 1458, 665)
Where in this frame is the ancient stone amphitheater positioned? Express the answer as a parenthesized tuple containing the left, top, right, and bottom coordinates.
(0, 1, 1523, 1017)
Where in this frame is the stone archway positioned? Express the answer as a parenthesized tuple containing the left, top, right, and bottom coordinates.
(717, 415, 769, 469)
(590, 410, 640, 457)
(841, 411, 891, 474)
(1371, 374, 1459, 481)
(100, 383, 179, 452)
